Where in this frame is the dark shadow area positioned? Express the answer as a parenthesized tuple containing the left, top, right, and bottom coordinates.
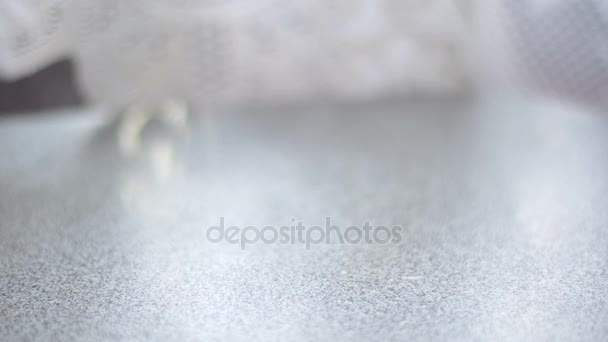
(0, 59, 82, 115)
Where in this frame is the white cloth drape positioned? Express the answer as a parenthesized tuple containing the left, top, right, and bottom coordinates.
(0, 0, 472, 108)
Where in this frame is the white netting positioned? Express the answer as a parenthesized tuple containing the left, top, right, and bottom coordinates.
(0, 0, 473, 108)
(502, 0, 608, 108)
(477, 0, 608, 109)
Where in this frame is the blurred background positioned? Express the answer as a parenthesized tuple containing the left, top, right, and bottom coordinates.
(0, 0, 606, 114)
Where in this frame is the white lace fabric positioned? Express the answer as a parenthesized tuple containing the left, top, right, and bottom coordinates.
(0, 0, 472, 108)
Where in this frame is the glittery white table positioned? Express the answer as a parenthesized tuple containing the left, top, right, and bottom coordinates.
(1, 99, 607, 341)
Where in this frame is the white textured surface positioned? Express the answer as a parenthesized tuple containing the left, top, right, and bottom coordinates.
(1, 100, 608, 341)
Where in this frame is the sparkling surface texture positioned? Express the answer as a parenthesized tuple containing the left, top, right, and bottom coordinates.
(1, 100, 608, 341)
